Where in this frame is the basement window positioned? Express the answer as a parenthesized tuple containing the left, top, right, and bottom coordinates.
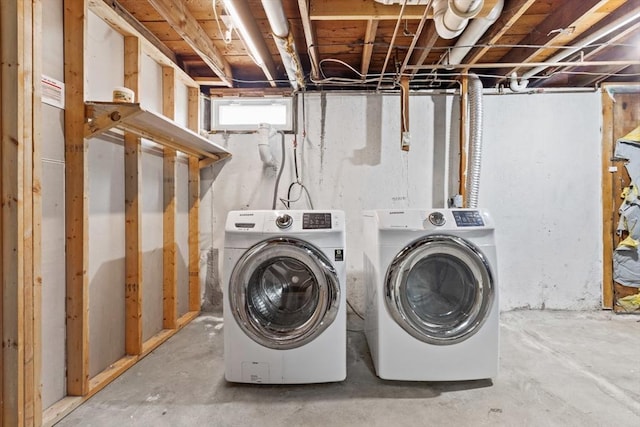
(212, 97, 293, 132)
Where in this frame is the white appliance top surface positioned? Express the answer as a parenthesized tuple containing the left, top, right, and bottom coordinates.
(364, 208, 494, 231)
(225, 210, 346, 234)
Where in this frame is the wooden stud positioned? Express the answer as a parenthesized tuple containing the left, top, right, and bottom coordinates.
(124, 36, 143, 356)
(187, 89, 201, 313)
(31, 1, 44, 424)
(601, 88, 615, 309)
(63, 0, 90, 397)
(2, 0, 26, 424)
(188, 157, 200, 312)
(87, 0, 198, 89)
(162, 67, 178, 330)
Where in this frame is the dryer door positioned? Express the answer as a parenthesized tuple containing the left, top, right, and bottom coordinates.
(385, 235, 494, 345)
(229, 237, 340, 350)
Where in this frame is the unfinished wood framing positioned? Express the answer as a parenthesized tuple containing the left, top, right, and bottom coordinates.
(361, 19, 379, 77)
(2, 1, 26, 425)
(601, 84, 640, 311)
(163, 67, 178, 330)
(64, 0, 90, 399)
(42, 2, 227, 424)
(187, 89, 200, 312)
(2, 0, 42, 425)
(124, 36, 143, 356)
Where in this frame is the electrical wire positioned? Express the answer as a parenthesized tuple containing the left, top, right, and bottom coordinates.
(347, 299, 364, 320)
(212, 0, 231, 45)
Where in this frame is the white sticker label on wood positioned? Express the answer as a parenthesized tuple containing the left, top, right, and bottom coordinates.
(41, 75, 65, 109)
(609, 166, 618, 173)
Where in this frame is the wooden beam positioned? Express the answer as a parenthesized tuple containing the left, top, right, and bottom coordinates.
(361, 19, 379, 77)
(2, 0, 26, 424)
(124, 36, 143, 356)
(463, 0, 537, 65)
(87, 0, 198, 88)
(187, 89, 200, 312)
(63, 0, 90, 397)
(163, 67, 178, 330)
(188, 157, 200, 312)
(146, 0, 233, 87)
(601, 87, 615, 309)
(30, 2, 43, 425)
(496, 0, 611, 79)
(408, 25, 439, 77)
(298, 0, 321, 80)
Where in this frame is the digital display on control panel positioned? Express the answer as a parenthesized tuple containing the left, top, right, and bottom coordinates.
(303, 212, 332, 229)
(452, 210, 484, 227)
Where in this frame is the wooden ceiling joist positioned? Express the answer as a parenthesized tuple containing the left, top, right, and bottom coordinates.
(361, 19, 379, 76)
(463, 0, 538, 65)
(146, 0, 234, 87)
(298, 0, 321, 80)
(497, 0, 613, 78)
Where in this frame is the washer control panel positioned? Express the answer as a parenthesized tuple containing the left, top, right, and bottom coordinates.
(452, 210, 485, 227)
(428, 211, 446, 226)
(275, 213, 293, 229)
(302, 212, 332, 229)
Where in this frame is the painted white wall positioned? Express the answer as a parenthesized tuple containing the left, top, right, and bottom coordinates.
(479, 92, 603, 310)
(210, 93, 435, 307)
(209, 91, 603, 311)
(41, 0, 67, 409)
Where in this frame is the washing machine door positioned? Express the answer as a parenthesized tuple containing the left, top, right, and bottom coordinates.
(385, 235, 494, 345)
(229, 237, 340, 350)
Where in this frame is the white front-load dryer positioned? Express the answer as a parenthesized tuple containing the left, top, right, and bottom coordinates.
(223, 210, 346, 384)
(362, 209, 499, 381)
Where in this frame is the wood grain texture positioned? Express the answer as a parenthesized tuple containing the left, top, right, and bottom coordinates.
(63, 0, 90, 397)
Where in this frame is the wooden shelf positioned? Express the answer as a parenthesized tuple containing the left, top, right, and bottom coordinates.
(84, 102, 231, 164)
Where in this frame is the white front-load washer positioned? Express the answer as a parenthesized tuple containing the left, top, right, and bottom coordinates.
(362, 208, 499, 381)
(223, 210, 346, 384)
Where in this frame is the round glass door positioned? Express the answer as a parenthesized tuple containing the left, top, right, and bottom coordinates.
(385, 235, 494, 345)
(229, 237, 340, 349)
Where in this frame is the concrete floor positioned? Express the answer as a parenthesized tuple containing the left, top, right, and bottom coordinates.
(56, 310, 640, 426)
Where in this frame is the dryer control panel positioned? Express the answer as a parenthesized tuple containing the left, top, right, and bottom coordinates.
(452, 210, 485, 227)
(303, 212, 332, 229)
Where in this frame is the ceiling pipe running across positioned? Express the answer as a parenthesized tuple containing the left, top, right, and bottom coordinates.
(261, 0, 305, 90)
(222, 0, 278, 86)
(433, 0, 484, 40)
(446, 0, 503, 66)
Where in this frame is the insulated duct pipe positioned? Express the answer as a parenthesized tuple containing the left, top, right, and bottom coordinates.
(446, 0, 503, 65)
(261, 0, 305, 90)
(465, 74, 483, 209)
(433, 0, 484, 40)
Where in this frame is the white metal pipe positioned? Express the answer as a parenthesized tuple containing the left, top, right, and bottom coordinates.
(261, 0, 305, 90)
(521, 10, 640, 80)
(447, 0, 503, 65)
(433, 0, 484, 40)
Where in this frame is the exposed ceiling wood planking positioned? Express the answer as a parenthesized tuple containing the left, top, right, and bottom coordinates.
(146, 0, 233, 86)
(106, 0, 639, 91)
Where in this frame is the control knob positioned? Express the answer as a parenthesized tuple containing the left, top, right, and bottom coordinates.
(275, 214, 293, 229)
(428, 211, 446, 226)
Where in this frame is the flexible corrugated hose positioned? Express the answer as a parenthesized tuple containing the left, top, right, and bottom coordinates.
(466, 74, 483, 209)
